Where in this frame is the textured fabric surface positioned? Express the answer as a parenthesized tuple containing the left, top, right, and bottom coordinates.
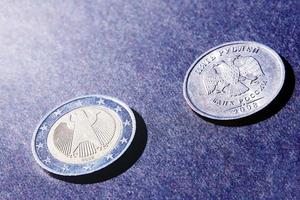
(0, 0, 299, 199)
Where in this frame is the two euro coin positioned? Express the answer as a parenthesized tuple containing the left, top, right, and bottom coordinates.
(32, 95, 136, 176)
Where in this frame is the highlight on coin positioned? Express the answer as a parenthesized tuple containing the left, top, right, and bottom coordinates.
(31, 95, 136, 176)
(183, 41, 285, 120)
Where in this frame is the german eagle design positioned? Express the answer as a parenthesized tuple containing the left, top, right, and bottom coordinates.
(53, 109, 116, 158)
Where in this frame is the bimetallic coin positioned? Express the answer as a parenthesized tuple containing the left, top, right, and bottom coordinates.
(183, 41, 285, 120)
(32, 95, 136, 176)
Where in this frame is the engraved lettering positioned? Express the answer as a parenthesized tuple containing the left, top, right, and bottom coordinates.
(219, 50, 224, 56)
(247, 46, 252, 52)
(205, 58, 211, 64)
(213, 98, 218, 104)
(82, 156, 94, 162)
(232, 101, 261, 114)
(246, 104, 251, 110)
(195, 68, 201, 75)
(260, 80, 267, 91)
(252, 47, 259, 53)
(239, 46, 245, 52)
(225, 48, 230, 54)
(212, 98, 235, 107)
(218, 46, 259, 57)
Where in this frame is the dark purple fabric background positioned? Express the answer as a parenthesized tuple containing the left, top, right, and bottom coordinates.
(0, 0, 299, 199)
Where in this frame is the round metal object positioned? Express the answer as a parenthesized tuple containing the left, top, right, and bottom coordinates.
(183, 41, 285, 120)
(32, 95, 136, 176)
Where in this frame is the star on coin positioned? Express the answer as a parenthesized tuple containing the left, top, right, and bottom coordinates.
(53, 109, 62, 117)
(74, 100, 82, 107)
(43, 157, 51, 164)
(115, 106, 122, 113)
(83, 164, 93, 171)
(36, 143, 44, 149)
(105, 154, 113, 160)
(120, 137, 128, 144)
(40, 124, 48, 131)
(62, 165, 69, 171)
(96, 98, 105, 105)
(123, 119, 131, 127)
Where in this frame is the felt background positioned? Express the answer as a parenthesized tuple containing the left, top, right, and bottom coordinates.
(0, 0, 299, 199)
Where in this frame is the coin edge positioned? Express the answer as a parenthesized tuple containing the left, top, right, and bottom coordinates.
(31, 95, 137, 176)
(183, 41, 286, 120)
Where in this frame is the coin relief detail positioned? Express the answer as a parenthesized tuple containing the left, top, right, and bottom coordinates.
(184, 41, 285, 120)
(32, 95, 136, 176)
(47, 106, 122, 164)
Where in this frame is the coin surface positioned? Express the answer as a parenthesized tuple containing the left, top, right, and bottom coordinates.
(32, 95, 136, 176)
(183, 41, 285, 120)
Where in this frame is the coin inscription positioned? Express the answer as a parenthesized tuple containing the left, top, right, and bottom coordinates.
(183, 41, 285, 120)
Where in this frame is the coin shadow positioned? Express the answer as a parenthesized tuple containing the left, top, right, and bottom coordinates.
(199, 56, 295, 126)
(48, 109, 148, 184)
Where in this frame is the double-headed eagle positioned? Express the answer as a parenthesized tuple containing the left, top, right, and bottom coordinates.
(198, 56, 264, 97)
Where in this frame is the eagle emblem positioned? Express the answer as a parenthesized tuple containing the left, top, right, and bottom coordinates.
(53, 109, 116, 158)
(198, 55, 264, 97)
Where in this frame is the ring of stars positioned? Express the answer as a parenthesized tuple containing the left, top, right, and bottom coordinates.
(34, 96, 135, 175)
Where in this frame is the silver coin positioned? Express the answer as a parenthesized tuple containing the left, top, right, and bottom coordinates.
(32, 95, 136, 176)
(183, 41, 285, 120)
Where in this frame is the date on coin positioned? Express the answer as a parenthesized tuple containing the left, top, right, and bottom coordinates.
(183, 41, 285, 120)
